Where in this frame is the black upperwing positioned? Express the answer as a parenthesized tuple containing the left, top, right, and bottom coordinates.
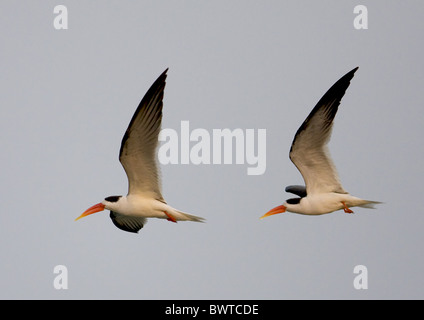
(109, 211, 146, 233)
(285, 185, 307, 198)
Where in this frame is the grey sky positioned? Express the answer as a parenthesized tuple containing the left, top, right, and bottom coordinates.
(1, 1, 423, 299)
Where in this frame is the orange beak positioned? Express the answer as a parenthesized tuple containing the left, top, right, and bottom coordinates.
(260, 205, 286, 219)
(75, 203, 105, 221)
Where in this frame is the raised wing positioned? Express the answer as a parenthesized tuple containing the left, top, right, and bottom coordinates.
(119, 69, 168, 199)
(289, 67, 358, 195)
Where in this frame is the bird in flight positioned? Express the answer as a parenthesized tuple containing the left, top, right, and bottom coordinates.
(261, 67, 381, 219)
(76, 69, 204, 233)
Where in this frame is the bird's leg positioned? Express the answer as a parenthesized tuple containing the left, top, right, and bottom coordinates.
(164, 211, 177, 223)
(342, 201, 354, 214)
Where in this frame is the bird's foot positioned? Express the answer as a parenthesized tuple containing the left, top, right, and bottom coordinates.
(164, 211, 177, 223)
(342, 202, 354, 214)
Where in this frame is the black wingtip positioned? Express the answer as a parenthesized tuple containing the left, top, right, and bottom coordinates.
(337, 66, 359, 85)
(161, 67, 169, 77)
(156, 68, 168, 83)
(289, 67, 360, 154)
(118, 69, 168, 159)
(342, 66, 359, 83)
(150, 68, 168, 87)
(326, 66, 359, 96)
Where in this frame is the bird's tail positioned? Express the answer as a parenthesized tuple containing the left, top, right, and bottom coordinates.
(175, 210, 206, 222)
(357, 200, 382, 209)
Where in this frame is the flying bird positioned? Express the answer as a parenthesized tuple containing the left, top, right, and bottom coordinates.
(261, 67, 381, 219)
(76, 69, 204, 233)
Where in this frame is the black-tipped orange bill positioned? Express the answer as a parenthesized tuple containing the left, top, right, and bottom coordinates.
(260, 205, 286, 219)
(75, 203, 105, 221)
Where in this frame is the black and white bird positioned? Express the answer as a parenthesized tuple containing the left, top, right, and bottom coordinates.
(261, 67, 381, 219)
(76, 69, 204, 233)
